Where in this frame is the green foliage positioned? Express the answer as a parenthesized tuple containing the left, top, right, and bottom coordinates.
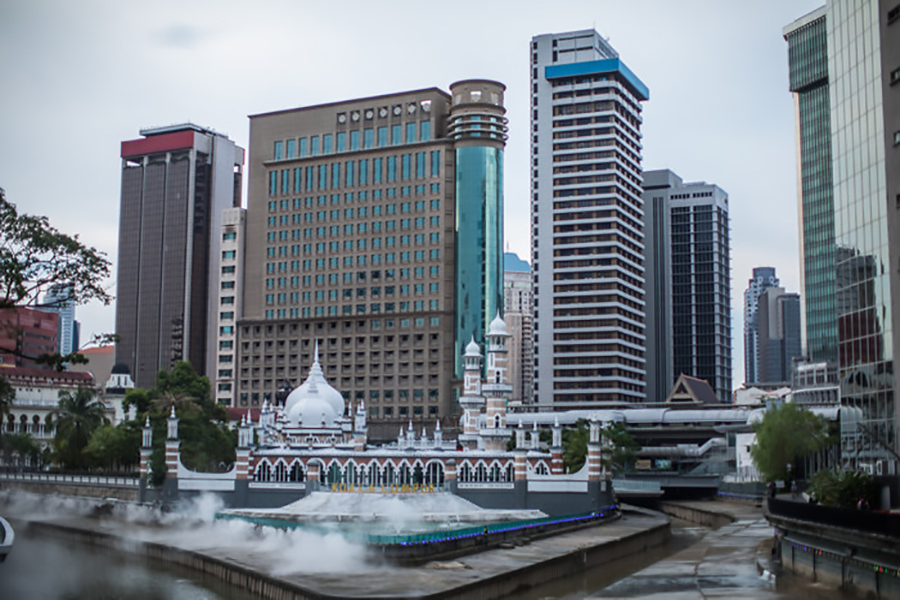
(750, 402, 831, 482)
(603, 422, 639, 473)
(122, 388, 151, 415)
(0, 432, 42, 466)
(52, 386, 109, 469)
(562, 421, 589, 472)
(560, 420, 639, 474)
(808, 469, 876, 509)
(135, 361, 235, 484)
(0, 376, 12, 422)
(84, 421, 141, 471)
(0, 188, 113, 370)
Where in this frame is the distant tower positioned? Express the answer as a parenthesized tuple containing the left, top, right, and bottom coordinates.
(743, 267, 780, 384)
(502, 252, 533, 406)
(116, 124, 244, 389)
(644, 169, 732, 403)
(40, 283, 77, 355)
(480, 314, 512, 452)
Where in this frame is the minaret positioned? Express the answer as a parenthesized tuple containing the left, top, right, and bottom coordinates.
(140, 416, 153, 479)
(480, 313, 512, 451)
(458, 336, 485, 450)
(165, 407, 179, 479)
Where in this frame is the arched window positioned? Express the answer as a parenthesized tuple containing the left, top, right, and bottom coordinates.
(327, 462, 342, 484)
(346, 463, 358, 486)
(476, 463, 487, 482)
(289, 462, 305, 482)
(490, 464, 501, 482)
(368, 463, 379, 487)
(459, 464, 471, 483)
(413, 463, 424, 485)
(399, 464, 412, 486)
(255, 462, 272, 482)
(425, 462, 444, 486)
(275, 462, 287, 482)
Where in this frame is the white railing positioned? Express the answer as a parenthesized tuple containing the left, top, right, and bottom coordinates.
(0, 472, 140, 487)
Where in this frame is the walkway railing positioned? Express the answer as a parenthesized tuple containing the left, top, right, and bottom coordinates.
(611, 478, 661, 493)
(0, 472, 140, 488)
(767, 497, 900, 538)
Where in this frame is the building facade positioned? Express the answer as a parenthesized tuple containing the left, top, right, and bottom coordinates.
(784, 7, 839, 365)
(643, 169, 732, 403)
(742, 267, 780, 385)
(237, 83, 506, 429)
(785, 0, 900, 470)
(116, 124, 244, 390)
(39, 283, 78, 356)
(530, 29, 649, 409)
(756, 287, 802, 383)
(214, 207, 247, 405)
(503, 253, 534, 406)
(0, 307, 58, 369)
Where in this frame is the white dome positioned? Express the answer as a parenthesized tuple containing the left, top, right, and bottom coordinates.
(464, 336, 481, 357)
(488, 313, 509, 336)
(283, 344, 345, 426)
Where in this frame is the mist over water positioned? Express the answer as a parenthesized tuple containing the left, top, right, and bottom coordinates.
(0, 490, 377, 580)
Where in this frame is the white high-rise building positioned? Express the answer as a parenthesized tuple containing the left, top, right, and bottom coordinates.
(530, 30, 649, 408)
(40, 283, 77, 356)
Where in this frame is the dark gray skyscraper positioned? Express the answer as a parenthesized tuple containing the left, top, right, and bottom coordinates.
(643, 169, 732, 403)
(116, 124, 244, 389)
(757, 287, 802, 383)
(743, 267, 780, 384)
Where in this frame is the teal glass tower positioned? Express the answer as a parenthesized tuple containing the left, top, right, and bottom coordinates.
(448, 80, 508, 378)
(784, 7, 838, 364)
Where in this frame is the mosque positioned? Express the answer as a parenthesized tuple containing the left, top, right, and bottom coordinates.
(146, 315, 617, 516)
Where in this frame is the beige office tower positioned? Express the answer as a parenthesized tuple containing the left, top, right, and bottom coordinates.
(503, 264, 534, 407)
(239, 83, 507, 438)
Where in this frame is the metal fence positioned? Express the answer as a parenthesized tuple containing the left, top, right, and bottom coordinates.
(767, 497, 900, 538)
(0, 471, 139, 488)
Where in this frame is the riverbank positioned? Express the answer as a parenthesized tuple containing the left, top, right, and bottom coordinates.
(1, 491, 670, 599)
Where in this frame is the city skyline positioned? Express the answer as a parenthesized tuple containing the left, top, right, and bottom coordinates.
(0, 0, 823, 390)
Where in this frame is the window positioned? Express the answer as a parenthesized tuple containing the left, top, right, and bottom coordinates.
(359, 159, 368, 185)
(402, 154, 411, 180)
(430, 151, 440, 177)
(274, 141, 283, 160)
(416, 152, 426, 179)
(387, 156, 397, 182)
(222, 250, 236, 259)
(336, 132, 346, 152)
(323, 134, 333, 154)
(391, 124, 402, 145)
(373, 157, 383, 183)
(268, 171, 277, 195)
(406, 122, 416, 143)
(286, 139, 296, 158)
(310, 135, 320, 156)
(377, 126, 388, 147)
(363, 128, 373, 149)
(420, 121, 431, 141)
(299, 137, 308, 157)
(223, 231, 237, 241)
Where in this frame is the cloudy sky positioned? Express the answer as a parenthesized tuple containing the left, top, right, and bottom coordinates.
(0, 0, 822, 389)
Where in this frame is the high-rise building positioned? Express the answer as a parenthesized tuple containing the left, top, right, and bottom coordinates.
(116, 124, 244, 389)
(39, 282, 78, 356)
(743, 267, 780, 384)
(756, 287, 802, 384)
(214, 207, 247, 405)
(0, 307, 58, 369)
(530, 29, 649, 408)
(503, 252, 534, 406)
(237, 83, 507, 431)
(643, 169, 732, 403)
(784, 7, 839, 364)
(785, 0, 900, 470)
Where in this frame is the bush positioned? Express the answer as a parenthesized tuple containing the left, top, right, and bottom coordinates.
(808, 469, 875, 508)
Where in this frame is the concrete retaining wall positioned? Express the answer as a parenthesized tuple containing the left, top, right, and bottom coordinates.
(25, 513, 671, 600)
(0, 480, 139, 502)
(657, 502, 735, 529)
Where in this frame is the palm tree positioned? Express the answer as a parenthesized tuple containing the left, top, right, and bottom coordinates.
(52, 386, 108, 469)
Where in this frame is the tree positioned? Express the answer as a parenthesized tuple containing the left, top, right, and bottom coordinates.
(84, 421, 141, 472)
(808, 469, 875, 508)
(561, 420, 639, 474)
(0, 187, 113, 370)
(52, 386, 109, 469)
(137, 362, 235, 486)
(0, 432, 42, 467)
(750, 401, 831, 482)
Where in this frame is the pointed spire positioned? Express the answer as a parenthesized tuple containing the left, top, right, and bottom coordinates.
(435, 419, 441, 432)
(314, 339, 320, 364)
(533, 421, 538, 430)
(408, 419, 414, 431)
(169, 406, 176, 419)
(144, 415, 151, 428)
(518, 419, 524, 428)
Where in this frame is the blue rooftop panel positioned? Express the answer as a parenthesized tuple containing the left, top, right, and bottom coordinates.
(545, 58, 649, 101)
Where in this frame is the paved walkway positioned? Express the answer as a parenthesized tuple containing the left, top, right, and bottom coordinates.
(592, 500, 841, 599)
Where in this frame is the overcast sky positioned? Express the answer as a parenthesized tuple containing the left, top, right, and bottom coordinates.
(0, 0, 823, 389)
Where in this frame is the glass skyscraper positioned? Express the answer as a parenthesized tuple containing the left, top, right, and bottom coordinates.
(784, 7, 839, 364)
(786, 0, 900, 470)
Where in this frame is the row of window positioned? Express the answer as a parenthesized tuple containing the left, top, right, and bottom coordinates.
(273, 122, 433, 161)
(268, 152, 441, 195)
(269, 196, 441, 213)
